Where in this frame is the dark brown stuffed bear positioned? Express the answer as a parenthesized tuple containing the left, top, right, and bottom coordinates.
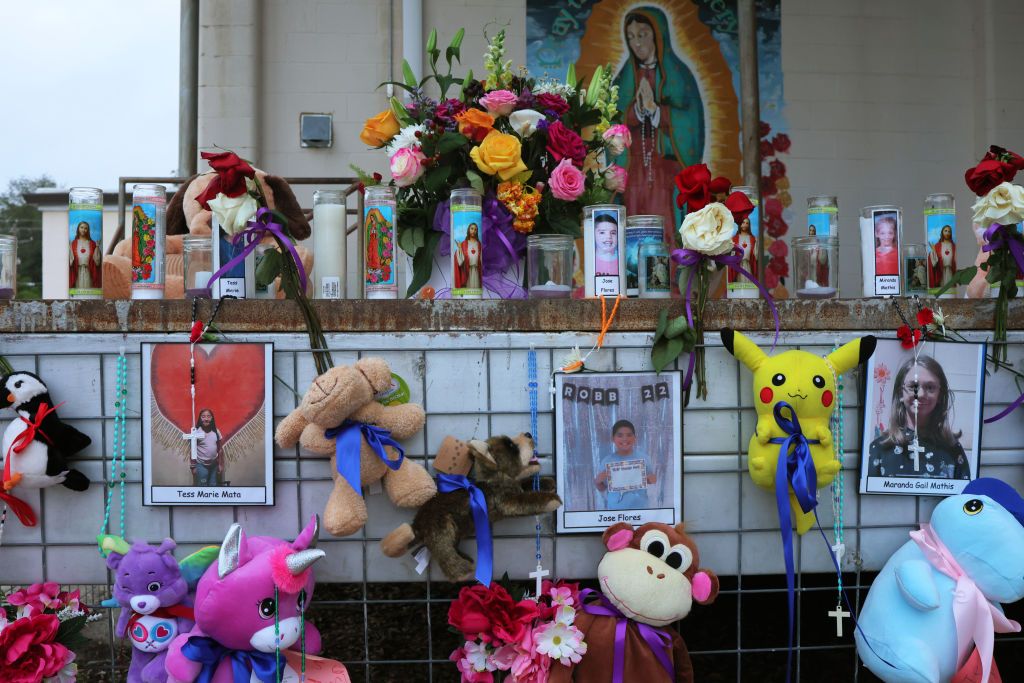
(379, 433, 562, 582)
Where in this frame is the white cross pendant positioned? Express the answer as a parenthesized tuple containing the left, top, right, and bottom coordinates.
(831, 542, 846, 567)
(908, 437, 926, 472)
(529, 564, 549, 601)
(183, 429, 202, 464)
(828, 603, 851, 637)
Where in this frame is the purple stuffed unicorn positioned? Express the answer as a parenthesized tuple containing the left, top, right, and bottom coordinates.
(107, 539, 196, 683)
(165, 515, 325, 683)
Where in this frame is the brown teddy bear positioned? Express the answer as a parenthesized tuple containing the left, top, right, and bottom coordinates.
(102, 170, 313, 299)
(275, 357, 437, 537)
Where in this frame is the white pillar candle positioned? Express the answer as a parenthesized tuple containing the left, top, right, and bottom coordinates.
(313, 190, 347, 299)
(860, 205, 902, 297)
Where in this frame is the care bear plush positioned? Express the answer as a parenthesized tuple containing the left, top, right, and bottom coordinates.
(856, 478, 1024, 683)
(721, 328, 876, 534)
(275, 358, 436, 537)
(550, 522, 718, 683)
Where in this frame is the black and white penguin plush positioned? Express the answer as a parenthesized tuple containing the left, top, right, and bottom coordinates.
(0, 372, 90, 491)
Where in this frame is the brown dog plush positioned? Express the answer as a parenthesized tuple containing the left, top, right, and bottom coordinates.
(102, 170, 313, 299)
(550, 522, 718, 683)
(275, 358, 436, 537)
(379, 433, 562, 582)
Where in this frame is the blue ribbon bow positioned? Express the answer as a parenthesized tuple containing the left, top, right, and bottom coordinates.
(181, 635, 281, 683)
(325, 420, 405, 497)
(437, 473, 492, 586)
(767, 400, 820, 683)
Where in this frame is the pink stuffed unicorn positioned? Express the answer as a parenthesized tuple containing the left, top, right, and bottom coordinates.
(165, 515, 325, 683)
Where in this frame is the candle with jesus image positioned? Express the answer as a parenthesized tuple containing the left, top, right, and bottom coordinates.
(68, 187, 104, 299)
(450, 188, 484, 300)
(924, 193, 957, 298)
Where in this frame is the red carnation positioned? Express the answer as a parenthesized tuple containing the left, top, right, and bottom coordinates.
(545, 121, 587, 167)
(0, 614, 70, 683)
(759, 121, 772, 138)
(724, 191, 754, 224)
(763, 197, 784, 219)
(897, 324, 922, 349)
(764, 268, 780, 289)
(536, 92, 570, 117)
(771, 133, 791, 153)
(675, 163, 712, 212)
(768, 256, 789, 277)
(765, 214, 788, 238)
(917, 308, 935, 326)
(965, 159, 1016, 196)
(769, 159, 787, 180)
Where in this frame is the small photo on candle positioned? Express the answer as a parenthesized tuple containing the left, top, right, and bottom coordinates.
(859, 338, 985, 497)
(872, 210, 900, 277)
(593, 210, 621, 277)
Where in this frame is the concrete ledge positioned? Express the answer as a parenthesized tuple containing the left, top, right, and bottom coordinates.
(0, 298, 1014, 334)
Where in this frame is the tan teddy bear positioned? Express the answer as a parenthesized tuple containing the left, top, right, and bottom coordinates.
(275, 357, 437, 537)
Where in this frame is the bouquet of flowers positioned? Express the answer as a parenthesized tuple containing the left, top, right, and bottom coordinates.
(1, 582, 100, 682)
(358, 28, 628, 297)
(448, 579, 588, 682)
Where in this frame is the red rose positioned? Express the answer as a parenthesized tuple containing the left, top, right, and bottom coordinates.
(674, 163, 711, 212)
(965, 159, 1016, 196)
(917, 308, 935, 326)
(724, 191, 754, 224)
(987, 145, 1024, 171)
(760, 176, 777, 196)
(769, 159, 787, 180)
(0, 614, 70, 682)
(709, 176, 731, 197)
(771, 133, 791, 153)
(768, 239, 789, 258)
(449, 585, 502, 641)
(759, 140, 774, 158)
(201, 151, 255, 197)
(536, 92, 569, 117)
(545, 121, 587, 167)
(490, 596, 540, 645)
(759, 121, 771, 138)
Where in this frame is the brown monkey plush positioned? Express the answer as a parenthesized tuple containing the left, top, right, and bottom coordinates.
(550, 522, 718, 683)
(379, 433, 562, 582)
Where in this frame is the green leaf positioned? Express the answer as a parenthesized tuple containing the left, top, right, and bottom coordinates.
(255, 248, 282, 288)
(566, 62, 577, 89)
(461, 69, 474, 97)
(57, 615, 88, 645)
(398, 227, 420, 255)
(437, 132, 469, 155)
(651, 336, 686, 373)
(413, 227, 426, 248)
(424, 165, 452, 193)
(934, 266, 977, 296)
(547, 213, 582, 237)
(664, 315, 691, 340)
(389, 96, 414, 127)
(654, 307, 669, 344)
(426, 28, 437, 54)
(402, 59, 418, 88)
(407, 231, 442, 297)
(466, 170, 485, 195)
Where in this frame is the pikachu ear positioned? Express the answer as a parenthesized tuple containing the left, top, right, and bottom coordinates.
(720, 328, 767, 372)
(827, 335, 877, 375)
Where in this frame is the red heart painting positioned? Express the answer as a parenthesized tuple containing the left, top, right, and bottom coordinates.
(151, 344, 266, 444)
(155, 625, 170, 638)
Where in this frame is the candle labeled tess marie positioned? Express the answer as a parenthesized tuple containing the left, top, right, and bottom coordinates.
(313, 189, 346, 299)
(624, 215, 663, 297)
(924, 193, 956, 298)
(211, 214, 256, 299)
(68, 187, 104, 299)
(860, 205, 902, 296)
(727, 186, 759, 299)
(451, 188, 484, 300)
(583, 204, 625, 297)
(807, 195, 838, 237)
(364, 185, 398, 299)
(638, 241, 671, 298)
(130, 184, 167, 299)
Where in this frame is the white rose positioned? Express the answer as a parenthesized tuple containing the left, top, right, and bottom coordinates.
(678, 202, 737, 256)
(208, 192, 259, 236)
(508, 109, 545, 137)
(972, 182, 1024, 227)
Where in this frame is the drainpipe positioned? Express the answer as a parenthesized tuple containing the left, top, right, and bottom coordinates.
(179, 0, 199, 176)
(403, 0, 423, 91)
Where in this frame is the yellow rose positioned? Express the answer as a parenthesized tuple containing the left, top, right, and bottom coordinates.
(359, 110, 400, 147)
(470, 130, 528, 181)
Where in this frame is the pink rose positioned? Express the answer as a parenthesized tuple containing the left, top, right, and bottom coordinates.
(479, 90, 518, 117)
(390, 148, 427, 188)
(548, 159, 585, 201)
(602, 124, 632, 156)
(603, 165, 628, 193)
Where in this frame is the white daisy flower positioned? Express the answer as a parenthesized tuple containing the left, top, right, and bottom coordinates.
(535, 622, 587, 665)
(385, 124, 426, 157)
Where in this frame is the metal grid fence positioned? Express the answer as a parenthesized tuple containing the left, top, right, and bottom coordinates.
(1, 328, 1023, 681)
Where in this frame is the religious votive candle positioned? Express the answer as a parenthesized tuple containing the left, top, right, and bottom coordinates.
(924, 193, 956, 298)
(583, 204, 626, 298)
(364, 185, 398, 299)
(68, 186, 104, 299)
(859, 205, 902, 297)
(624, 215, 664, 297)
(0, 235, 17, 300)
(182, 235, 212, 299)
(450, 188, 484, 300)
(807, 195, 838, 237)
(793, 235, 838, 299)
(130, 184, 167, 299)
(313, 189, 346, 299)
(977, 222, 1024, 298)
(903, 243, 928, 296)
(727, 186, 759, 299)
(638, 241, 671, 298)
(527, 234, 573, 299)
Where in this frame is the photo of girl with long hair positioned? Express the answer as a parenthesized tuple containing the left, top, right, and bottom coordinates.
(190, 408, 224, 487)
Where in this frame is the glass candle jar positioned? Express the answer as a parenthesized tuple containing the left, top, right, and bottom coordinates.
(903, 243, 929, 295)
(68, 186, 104, 299)
(527, 235, 574, 299)
(793, 235, 838, 299)
(583, 203, 626, 297)
(860, 205, 902, 296)
(924, 193, 956, 298)
(638, 241, 671, 298)
(183, 235, 212, 299)
(364, 185, 398, 299)
(625, 215, 663, 297)
(0, 235, 17, 300)
(451, 188, 484, 300)
(727, 186, 760, 299)
(313, 189, 346, 299)
(130, 183, 167, 299)
(807, 196, 838, 237)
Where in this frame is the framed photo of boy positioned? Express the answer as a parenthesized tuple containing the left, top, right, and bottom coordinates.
(859, 338, 985, 496)
(142, 342, 275, 505)
(555, 371, 682, 533)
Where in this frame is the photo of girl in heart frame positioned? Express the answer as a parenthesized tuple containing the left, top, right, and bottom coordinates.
(141, 342, 275, 505)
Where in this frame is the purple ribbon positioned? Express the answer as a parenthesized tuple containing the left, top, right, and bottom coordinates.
(671, 246, 780, 390)
(207, 208, 307, 292)
(578, 588, 674, 683)
(981, 223, 1024, 423)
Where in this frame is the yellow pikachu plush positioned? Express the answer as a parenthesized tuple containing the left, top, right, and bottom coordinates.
(721, 328, 876, 534)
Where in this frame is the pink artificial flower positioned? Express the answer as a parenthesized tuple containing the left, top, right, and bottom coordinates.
(7, 583, 62, 617)
(451, 641, 496, 683)
(489, 644, 518, 671)
(548, 159, 585, 202)
(389, 147, 427, 188)
(0, 614, 70, 683)
(508, 630, 551, 683)
(603, 165, 628, 193)
(479, 90, 518, 117)
(602, 124, 632, 156)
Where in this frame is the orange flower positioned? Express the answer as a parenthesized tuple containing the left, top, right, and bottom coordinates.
(359, 110, 400, 147)
(456, 108, 496, 143)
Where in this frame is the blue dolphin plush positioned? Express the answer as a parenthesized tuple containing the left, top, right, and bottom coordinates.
(855, 479, 1024, 682)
